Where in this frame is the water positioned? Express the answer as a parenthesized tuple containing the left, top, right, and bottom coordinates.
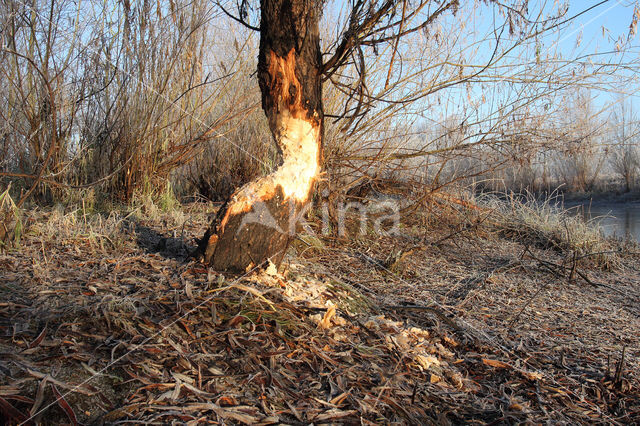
(567, 202, 640, 242)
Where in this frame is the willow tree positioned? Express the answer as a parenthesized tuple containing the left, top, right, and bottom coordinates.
(193, 0, 323, 272)
(195, 0, 600, 272)
(193, 0, 467, 272)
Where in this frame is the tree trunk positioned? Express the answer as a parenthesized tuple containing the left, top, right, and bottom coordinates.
(194, 0, 323, 272)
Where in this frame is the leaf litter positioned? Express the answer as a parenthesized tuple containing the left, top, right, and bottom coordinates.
(0, 202, 638, 424)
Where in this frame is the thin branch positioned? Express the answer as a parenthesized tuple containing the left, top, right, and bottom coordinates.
(216, 1, 260, 31)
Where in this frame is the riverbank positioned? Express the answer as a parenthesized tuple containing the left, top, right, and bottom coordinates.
(471, 190, 640, 242)
(559, 196, 640, 242)
(560, 190, 640, 206)
(0, 199, 638, 424)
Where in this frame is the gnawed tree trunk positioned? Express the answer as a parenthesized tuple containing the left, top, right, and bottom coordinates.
(194, 0, 323, 272)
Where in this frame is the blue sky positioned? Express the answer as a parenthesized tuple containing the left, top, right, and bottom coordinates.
(423, 0, 640, 129)
(533, 1, 640, 114)
(561, 1, 640, 108)
(565, 0, 637, 49)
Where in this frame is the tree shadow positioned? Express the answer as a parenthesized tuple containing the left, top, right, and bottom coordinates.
(133, 223, 195, 261)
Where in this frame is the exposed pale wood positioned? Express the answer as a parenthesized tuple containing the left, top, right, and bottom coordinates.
(195, 0, 323, 272)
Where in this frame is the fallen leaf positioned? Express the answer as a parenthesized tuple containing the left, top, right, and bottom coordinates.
(415, 355, 440, 370)
(320, 306, 336, 329)
(51, 384, 78, 426)
(482, 358, 511, 369)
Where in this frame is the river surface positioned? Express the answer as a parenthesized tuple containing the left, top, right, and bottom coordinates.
(565, 201, 640, 242)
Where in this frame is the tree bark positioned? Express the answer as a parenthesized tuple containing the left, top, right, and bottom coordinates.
(195, 0, 323, 272)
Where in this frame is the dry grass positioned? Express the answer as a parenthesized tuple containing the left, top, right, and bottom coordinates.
(0, 187, 22, 249)
(0, 198, 638, 424)
(477, 192, 618, 268)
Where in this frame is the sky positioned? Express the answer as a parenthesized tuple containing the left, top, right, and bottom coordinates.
(60, 0, 640, 131)
(565, 0, 637, 49)
(415, 0, 640, 132)
(527, 1, 640, 114)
